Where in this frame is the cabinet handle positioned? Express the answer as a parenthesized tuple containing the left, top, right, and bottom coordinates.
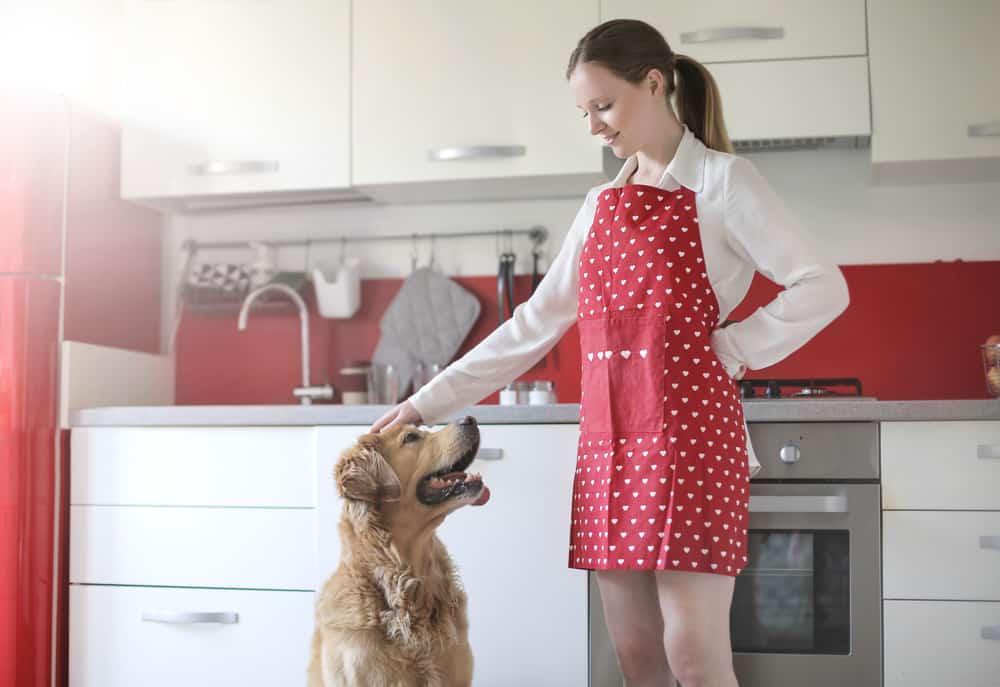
(141, 610, 239, 624)
(968, 121, 1000, 138)
(749, 495, 847, 513)
(982, 626, 1000, 640)
(977, 444, 1000, 459)
(188, 160, 280, 175)
(428, 146, 526, 162)
(980, 536, 1000, 550)
(475, 448, 503, 461)
(680, 26, 784, 44)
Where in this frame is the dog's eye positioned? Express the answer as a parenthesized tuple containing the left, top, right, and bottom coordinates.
(402, 432, 421, 444)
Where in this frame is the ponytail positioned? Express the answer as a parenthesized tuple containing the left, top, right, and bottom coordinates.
(673, 54, 733, 154)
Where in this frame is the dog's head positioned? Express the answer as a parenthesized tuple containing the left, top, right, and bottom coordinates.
(335, 416, 490, 527)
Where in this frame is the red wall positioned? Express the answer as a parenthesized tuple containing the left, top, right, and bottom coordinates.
(176, 259, 1000, 405)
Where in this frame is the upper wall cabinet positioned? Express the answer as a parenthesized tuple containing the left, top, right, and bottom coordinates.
(351, 1, 605, 203)
(868, 0, 1000, 183)
(601, 0, 867, 63)
(600, 1, 870, 144)
(120, 0, 354, 209)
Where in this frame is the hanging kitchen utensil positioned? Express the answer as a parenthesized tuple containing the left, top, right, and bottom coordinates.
(497, 252, 516, 326)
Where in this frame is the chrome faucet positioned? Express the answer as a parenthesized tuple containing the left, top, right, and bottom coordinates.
(237, 283, 334, 405)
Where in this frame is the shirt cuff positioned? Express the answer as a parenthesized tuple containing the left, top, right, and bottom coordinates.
(710, 327, 748, 380)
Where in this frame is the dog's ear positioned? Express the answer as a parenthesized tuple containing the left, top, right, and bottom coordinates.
(335, 437, 402, 505)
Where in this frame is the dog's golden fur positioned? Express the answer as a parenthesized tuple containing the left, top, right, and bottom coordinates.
(308, 419, 486, 687)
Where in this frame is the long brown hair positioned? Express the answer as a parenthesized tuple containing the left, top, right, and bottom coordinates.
(566, 19, 733, 154)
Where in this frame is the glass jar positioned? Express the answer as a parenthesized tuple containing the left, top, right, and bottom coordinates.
(528, 380, 557, 405)
(339, 361, 370, 405)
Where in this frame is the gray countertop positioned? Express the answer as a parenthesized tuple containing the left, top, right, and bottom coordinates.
(70, 399, 1000, 427)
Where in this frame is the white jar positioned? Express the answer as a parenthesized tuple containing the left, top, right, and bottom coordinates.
(528, 380, 556, 405)
(499, 384, 519, 406)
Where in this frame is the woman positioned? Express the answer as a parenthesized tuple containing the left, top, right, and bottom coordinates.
(371, 19, 849, 687)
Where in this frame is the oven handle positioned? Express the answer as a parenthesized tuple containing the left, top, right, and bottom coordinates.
(749, 495, 848, 513)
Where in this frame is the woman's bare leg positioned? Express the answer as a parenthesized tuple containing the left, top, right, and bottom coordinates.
(595, 569, 677, 687)
(655, 569, 739, 687)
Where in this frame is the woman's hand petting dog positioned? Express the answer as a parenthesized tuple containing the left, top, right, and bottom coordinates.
(370, 400, 423, 433)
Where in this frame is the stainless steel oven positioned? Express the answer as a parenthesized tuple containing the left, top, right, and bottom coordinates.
(589, 421, 881, 687)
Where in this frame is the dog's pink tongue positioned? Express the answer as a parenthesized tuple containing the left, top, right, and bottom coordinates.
(471, 485, 491, 506)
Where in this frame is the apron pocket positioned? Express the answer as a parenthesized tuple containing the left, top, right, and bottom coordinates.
(579, 315, 665, 434)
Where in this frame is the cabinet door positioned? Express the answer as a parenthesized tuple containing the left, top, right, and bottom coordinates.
(69, 585, 315, 687)
(70, 506, 316, 590)
(602, 0, 867, 62)
(352, 1, 601, 187)
(436, 424, 587, 687)
(884, 600, 1000, 687)
(120, 0, 350, 200)
(869, 0, 1000, 165)
(881, 421, 1000, 510)
(71, 427, 317, 507)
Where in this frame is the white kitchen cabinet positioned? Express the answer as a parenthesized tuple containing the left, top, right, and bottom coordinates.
(120, 0, 352, 206)
(351, 1, 604, 202)
(70, 505, 316, 590)
(69, 585, 314, 687)
(315, 423, 588, 687)
(599, 1, 870, 144)
(69, 427, 319, 686)
(70, 426, 317, 507)
(601, 0, 867, 63)
(881, 420, 1000, 686)
(884, 600, 1000, 687)
(881, 421, 1000, 510)
(869, 0, 1000, 176)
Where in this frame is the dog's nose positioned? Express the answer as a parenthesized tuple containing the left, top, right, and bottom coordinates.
(458, 415, 477, 426)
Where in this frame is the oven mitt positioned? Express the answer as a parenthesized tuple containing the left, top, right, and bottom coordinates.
(372, 267, 481, 396)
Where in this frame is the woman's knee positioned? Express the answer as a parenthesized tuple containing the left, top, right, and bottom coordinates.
(664, 630, 733, 686)
(612, 632, 668, 681)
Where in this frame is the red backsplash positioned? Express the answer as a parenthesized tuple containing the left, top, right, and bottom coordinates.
(176, 260, 1000, 405)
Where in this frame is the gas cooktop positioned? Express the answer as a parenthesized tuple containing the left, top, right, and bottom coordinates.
(740, 377, 876, 400)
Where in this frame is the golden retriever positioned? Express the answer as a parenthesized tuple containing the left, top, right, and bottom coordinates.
(308, 416, 490, 687)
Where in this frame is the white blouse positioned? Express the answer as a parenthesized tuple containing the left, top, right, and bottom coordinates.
(409, 127, 850, 437)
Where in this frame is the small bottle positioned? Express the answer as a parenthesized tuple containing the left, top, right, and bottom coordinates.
(529, 380, 557, 405)
(499, 383, 519, 406)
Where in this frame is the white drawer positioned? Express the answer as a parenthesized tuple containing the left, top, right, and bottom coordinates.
(883, 510, 1000, 601)
(70, 506, 316, 590)
(71, 427, 316, 507)
(884, 600, 1000, 687)
(882, 421, 1000, 510)
(69, 584, 315, 687)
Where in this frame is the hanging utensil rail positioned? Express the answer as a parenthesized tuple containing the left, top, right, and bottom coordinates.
(182, 225, 548, 253)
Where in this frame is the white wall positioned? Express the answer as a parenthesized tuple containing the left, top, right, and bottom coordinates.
(163, 148, 1000, 350)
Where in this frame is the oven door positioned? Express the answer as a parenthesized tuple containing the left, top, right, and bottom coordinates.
(732, 482, 881, 687)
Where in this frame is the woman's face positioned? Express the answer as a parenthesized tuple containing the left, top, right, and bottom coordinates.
(569, 61, 665, 159)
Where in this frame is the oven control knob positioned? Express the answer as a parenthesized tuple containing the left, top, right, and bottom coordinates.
(779, 442, 801, 464)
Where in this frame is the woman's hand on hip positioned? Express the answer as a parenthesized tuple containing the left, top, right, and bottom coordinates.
(369, 400, 423, 433)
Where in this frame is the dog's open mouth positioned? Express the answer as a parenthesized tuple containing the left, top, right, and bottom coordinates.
(416, 443, 490, 507)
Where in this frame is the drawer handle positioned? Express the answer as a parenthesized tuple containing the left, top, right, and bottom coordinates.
(475, 448, 503, 461)
(968, 121, 1000, 138)
(980, 536, 1000, 550)
(982, 626, 1000, 641)
(141, 610, 239, 625)
(428, 145, 526, 162)
(680, 26, 785, 44)
(977, 444, 1000, 459)
(188, 160, 280, 176)
(749, 495, 847, 514)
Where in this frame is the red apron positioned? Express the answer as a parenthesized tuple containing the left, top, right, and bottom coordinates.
(570, 184, 750, 576)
